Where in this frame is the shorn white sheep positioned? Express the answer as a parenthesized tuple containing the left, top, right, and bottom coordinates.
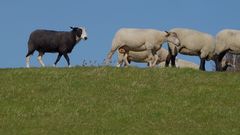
(160, 59, 199, 69)
(106, 28, 180, 67)
(117, 47, 199, 69)
(215, 29, 240, 71)
(166, 28, 215, 71)
(117, 47, 169, 67)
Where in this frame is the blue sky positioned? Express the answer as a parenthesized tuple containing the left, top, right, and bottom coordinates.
(0, 0, 239, 70)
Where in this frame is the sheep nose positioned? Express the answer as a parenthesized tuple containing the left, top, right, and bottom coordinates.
(84, 37, 88, 40)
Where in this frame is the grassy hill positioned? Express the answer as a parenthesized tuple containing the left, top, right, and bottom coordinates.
(0, 67, 239, 135)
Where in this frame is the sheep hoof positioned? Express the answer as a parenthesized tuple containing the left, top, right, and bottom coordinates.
(53, 64, 57, 67)
(116, 64, 121, 68)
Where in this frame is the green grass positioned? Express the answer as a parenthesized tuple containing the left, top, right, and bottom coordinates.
(0, 67, 240, 135)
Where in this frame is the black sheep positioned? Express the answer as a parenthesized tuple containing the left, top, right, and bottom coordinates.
(26, 27, 88, 68)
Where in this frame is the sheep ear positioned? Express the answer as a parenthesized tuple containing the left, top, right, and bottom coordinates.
(165, 31, 170, 37)
(70, 26, 74, 30)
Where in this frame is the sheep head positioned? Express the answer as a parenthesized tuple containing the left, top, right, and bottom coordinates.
(165, 31, 180, 47)
(70, 26, 88, 41)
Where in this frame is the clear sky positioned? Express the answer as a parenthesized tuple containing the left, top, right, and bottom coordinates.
(0, 0, 239, 70)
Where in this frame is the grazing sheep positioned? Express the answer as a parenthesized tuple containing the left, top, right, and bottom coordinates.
(215, 29, 240, 71)
(166, 28, 215, 71)
(117, 47, 199, 69)
(106, 28, 180, 67)
(160, 59, 199, 69)
(26, 27, 88, 68)
(117, 47, 169, 67)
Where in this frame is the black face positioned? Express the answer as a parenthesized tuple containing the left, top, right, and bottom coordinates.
(70, 27, 82, 37)
(76, 28, 82, 37)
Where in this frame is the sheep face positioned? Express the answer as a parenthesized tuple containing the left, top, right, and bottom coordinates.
(80, 27, 88, 40)
(70, 27, 88, 41)
(165, 31, 180, 47)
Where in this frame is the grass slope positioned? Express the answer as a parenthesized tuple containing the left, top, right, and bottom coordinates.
(0, 67, 240, 135)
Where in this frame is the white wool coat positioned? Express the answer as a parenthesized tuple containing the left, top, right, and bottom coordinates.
(106, 28, 180, 66)
(215, 29, 240, 55)
(168, 28, 215, 60)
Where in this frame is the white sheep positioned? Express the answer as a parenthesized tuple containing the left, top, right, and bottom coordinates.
(215, 29, 240, 71)
(166, 28, 215, 71)
(117, 47, 199, 69)
(117, 47, 169, 67)
(106, 28, 180, 67)
(160, 59, 199, 69)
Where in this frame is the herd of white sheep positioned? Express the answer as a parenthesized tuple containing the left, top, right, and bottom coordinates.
(106, 28, 240, 71)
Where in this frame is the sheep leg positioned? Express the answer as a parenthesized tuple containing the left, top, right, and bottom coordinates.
(146, 50, 154, 67)
(37, 52, 45, 67)
(26, 50, 35, 68)
(63, 54, 71, 67)
(106, 46, 119, 65)
(170, 55, 177, 67)
(117, 52, 124, 67)
(165, 53, 171, 67)
(168, 47, 177, 67)
(217, 51, 227, 71)
(152, 54, 159, 66)
(106, 51, 113, 64)
(123, 54, 130, 67)
(116, 62, 122, 68)
(54, 53, 63, 67)
(214, 59, 220, 71)
(167, 44, 178, 67)
(124, 60, 131, 67)
(165, 46, 171, 67)
(26, 56, 31, 68)
(199, 58, 206, 71)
